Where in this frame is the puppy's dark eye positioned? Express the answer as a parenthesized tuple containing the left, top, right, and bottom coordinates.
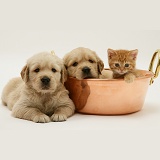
(115, 63, 120, 67)
(125, 63, 129, 67)
(89, 59, 94, 63)
(72, 62, 78, 67)
(34, 68, 40, 72)
(52, 68, 57, 72)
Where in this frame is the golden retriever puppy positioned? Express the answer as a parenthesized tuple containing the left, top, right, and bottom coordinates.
(63, 47, 104, 79)
(1, 52, 75, 123)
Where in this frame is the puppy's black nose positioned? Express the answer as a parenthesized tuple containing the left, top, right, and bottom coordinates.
(82, 67, 91, 74)
(41, 77, 50, 85)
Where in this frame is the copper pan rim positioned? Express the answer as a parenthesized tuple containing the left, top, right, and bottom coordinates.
(68, 69, 154, 82)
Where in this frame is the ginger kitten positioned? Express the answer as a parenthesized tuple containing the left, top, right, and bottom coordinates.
(107, 48, 139, 83)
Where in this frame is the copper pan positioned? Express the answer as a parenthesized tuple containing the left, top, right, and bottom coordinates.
(65, 50, 160, 115)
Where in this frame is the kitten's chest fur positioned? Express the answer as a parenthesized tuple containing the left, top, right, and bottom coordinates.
(113, 70, 140, 79)
(113, 72, 126, 79)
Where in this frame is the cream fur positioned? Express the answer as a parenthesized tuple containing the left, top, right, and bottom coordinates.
(63, 47, 104, 79)
(1, 52, 75, 123)
(99, 69, 113, 79)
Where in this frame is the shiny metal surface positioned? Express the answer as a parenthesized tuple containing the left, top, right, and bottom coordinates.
(149, 49, 160, 85)
(65, 70, 154, 115)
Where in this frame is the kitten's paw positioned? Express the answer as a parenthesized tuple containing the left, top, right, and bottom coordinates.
(124, 76, 135, 83)
(51, 113, 67, 122)
(33, 114, 51, 123)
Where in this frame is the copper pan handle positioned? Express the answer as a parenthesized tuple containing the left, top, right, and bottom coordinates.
(149, 49, 160, 85)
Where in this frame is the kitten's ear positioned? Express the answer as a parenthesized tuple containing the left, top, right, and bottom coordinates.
(107, 48, 117, 59)
(130, 49, 138, 60)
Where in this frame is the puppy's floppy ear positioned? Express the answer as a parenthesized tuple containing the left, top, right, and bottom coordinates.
(97, 58, 104, 75)
(21, 65, 29, 82)
(61, 65, 68, 84)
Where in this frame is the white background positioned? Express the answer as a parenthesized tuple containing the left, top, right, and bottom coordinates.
(0, 1, 160, 160)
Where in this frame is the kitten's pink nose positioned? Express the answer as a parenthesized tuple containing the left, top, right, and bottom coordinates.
(119, 69, 124, 73)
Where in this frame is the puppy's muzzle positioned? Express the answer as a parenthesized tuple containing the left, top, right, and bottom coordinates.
(82, 67, 91, 74)
(41, 76, 50, 85)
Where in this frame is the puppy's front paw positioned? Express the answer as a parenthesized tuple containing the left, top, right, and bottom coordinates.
(51, 113, 67, 122)
(33, 114, 51, 123)
(124, 75, 135, 83)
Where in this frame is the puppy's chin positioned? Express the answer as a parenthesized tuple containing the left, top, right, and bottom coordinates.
(41, 85, 50, 90)
(36, 87, 56, 94)
(30, 84, 57, 94)
(75, 70, 98, 80)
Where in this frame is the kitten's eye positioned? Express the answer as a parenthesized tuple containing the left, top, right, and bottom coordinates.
(52, 68, 57, 72)
(115, 63, 120, 67)
(89, 59, 94, 63)
(34, 68, 40, 72)
(72, 62, 78, 67)
(125, 64, 129, 67)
